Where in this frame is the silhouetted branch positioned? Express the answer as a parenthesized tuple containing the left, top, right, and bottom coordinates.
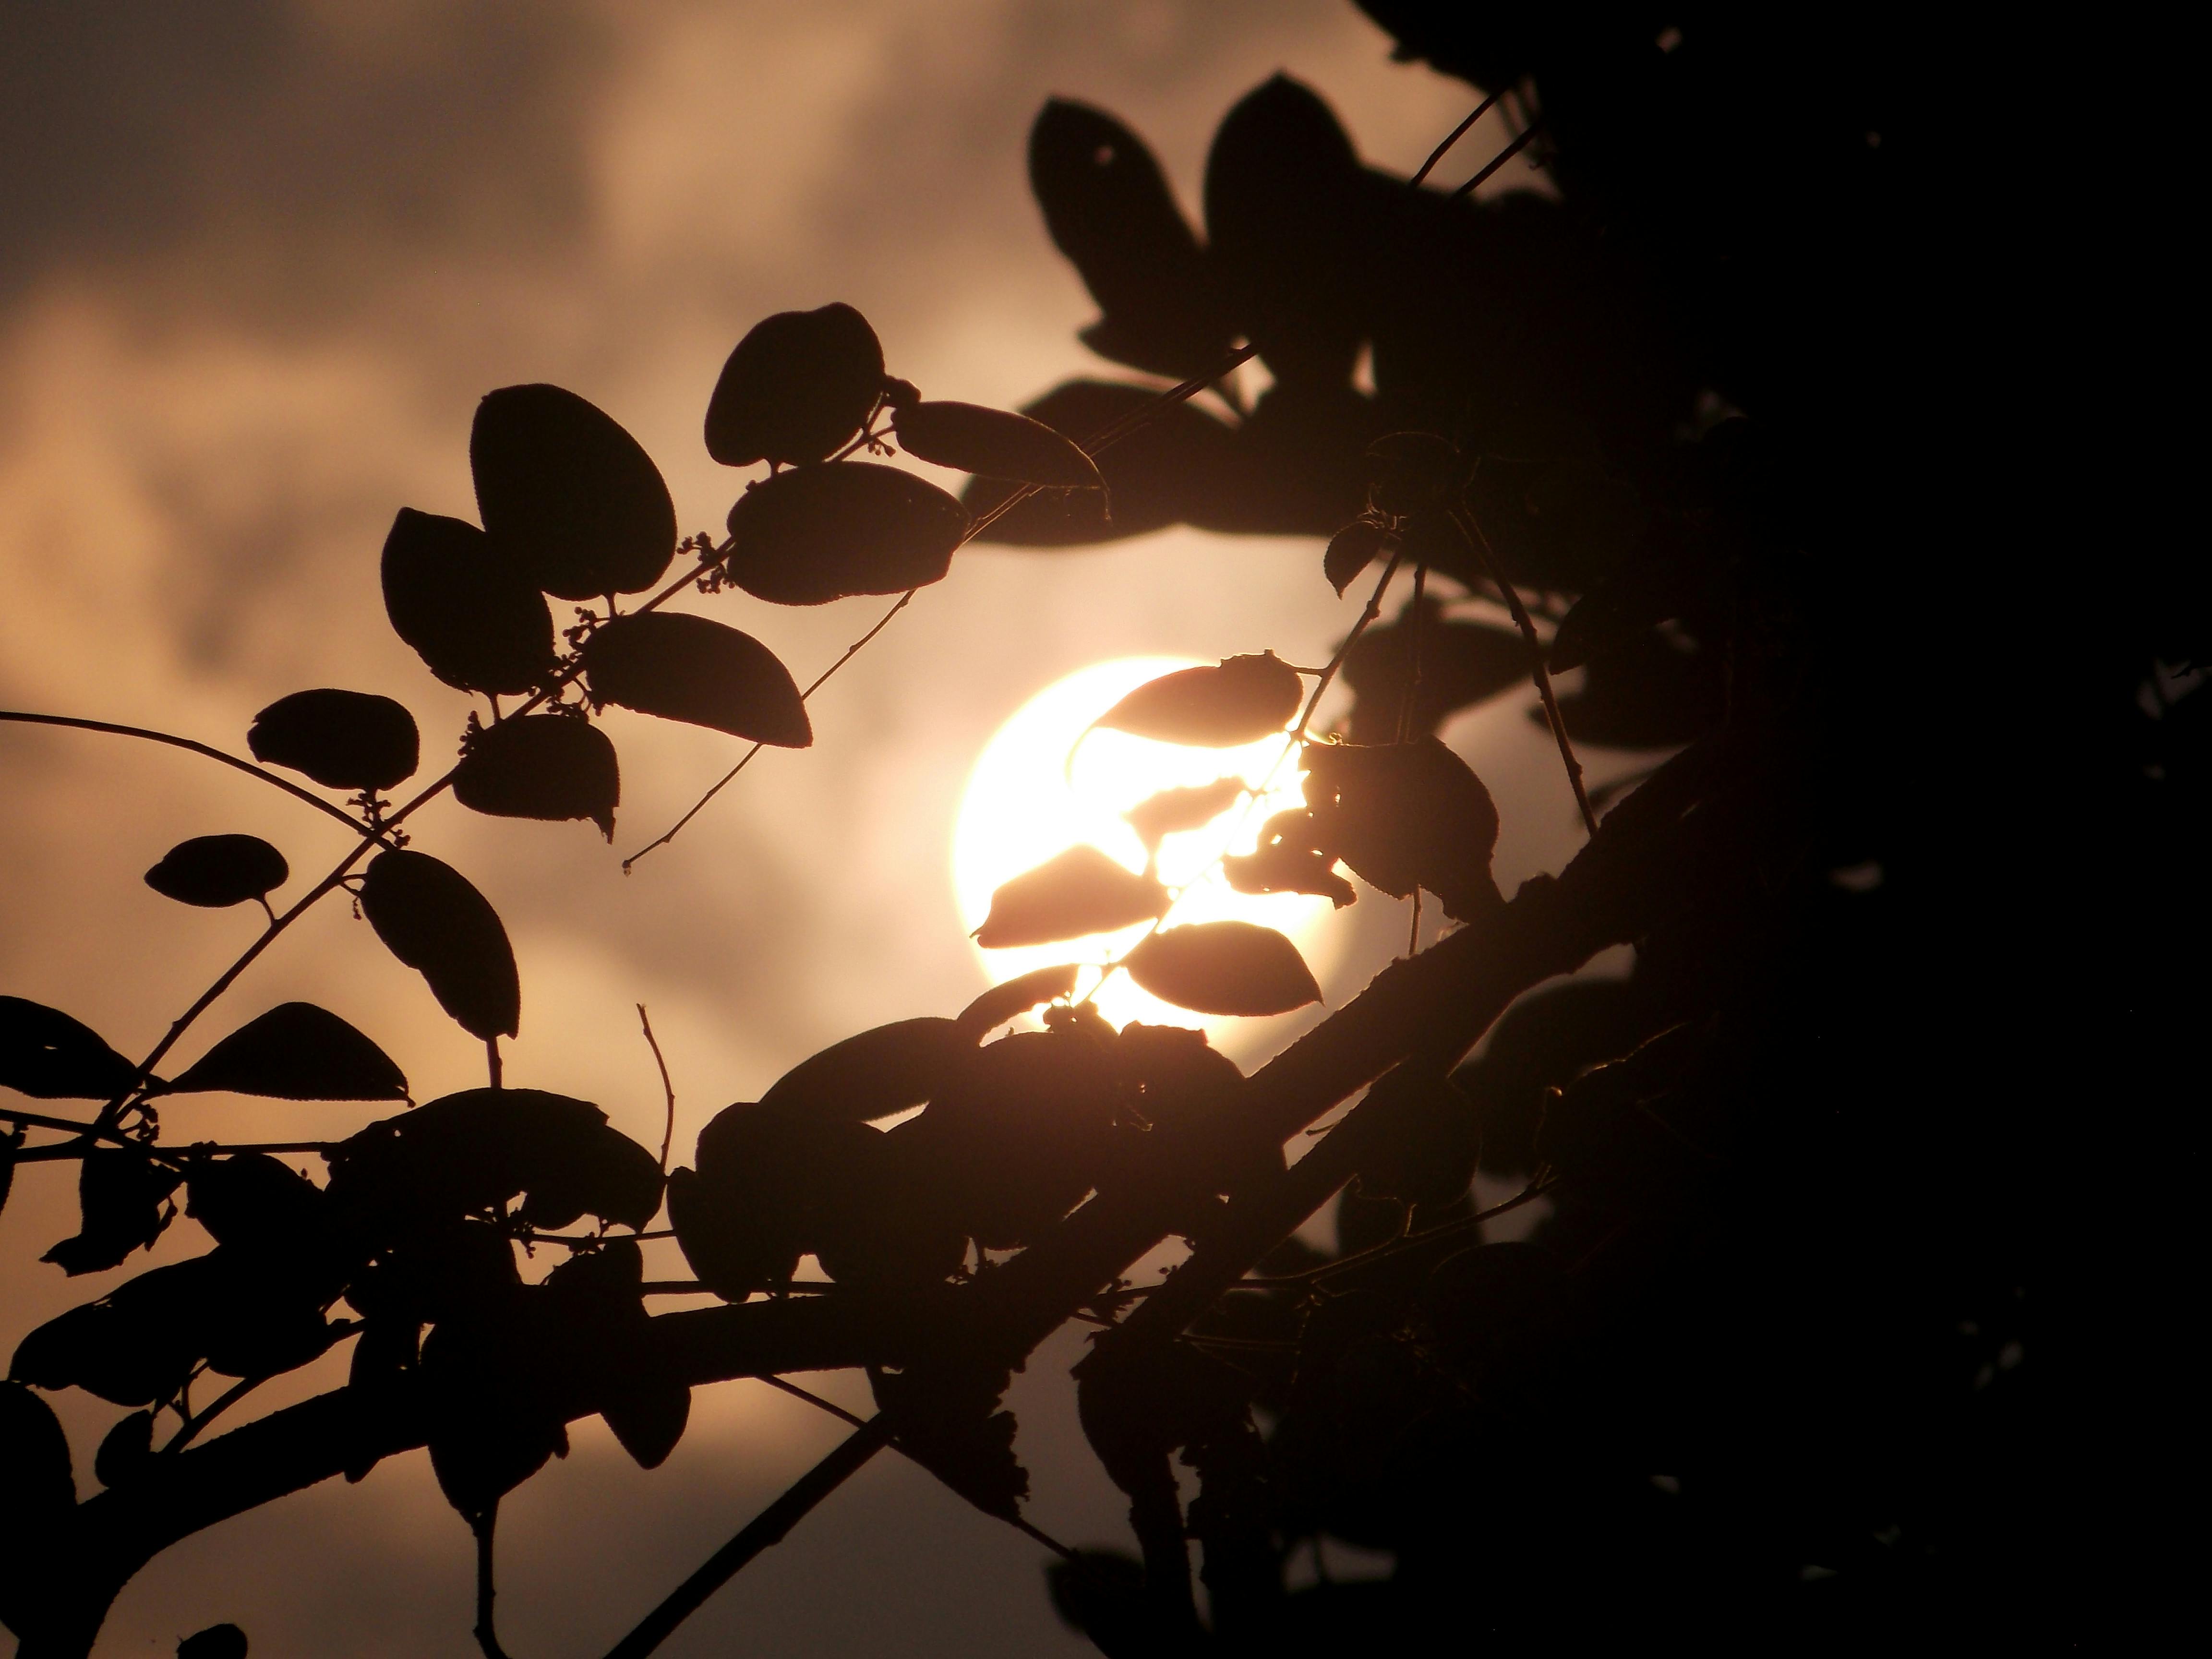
(1410, 92, 1506, 188)
(1449, 111, 1547, 199)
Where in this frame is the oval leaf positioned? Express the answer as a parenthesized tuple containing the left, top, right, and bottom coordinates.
(1, 996, 143, 1099)
(1094, 653, 1301, 747)
(381, 507, 557, 695)
(704, 303, 886, 468)
(723, 461, 969, 606)
(760, 1017, 969, 1123)
(1029, 99, 1233, 378)
(581, 613, 810, 747)
(964, 380, 1239, 546)
(248, 690, 419, 792)
(974, 845, 1168, 949)
(893, 400, 1102, 489)
(1222, 810, 1356, 908)
(1124, 777, 1246, 853)
(1302, 737, 1501, 919)
(165, 1002, 408, 1101)
(359, 851, 519, 1040)
(0, 1379, 77, 1525)
(144, 834, 288, 909)
(1324, 518, 1396, 596)
(954, 963, 1082, 1041)
(1341, 598, 1527, 743)
(472, 384, 677, 600)
(454, 714, 621, 838)
(1124, 921, 1320, 1017)
(178, 1627, 250, 1659)
(41, 1150, 180, 1276)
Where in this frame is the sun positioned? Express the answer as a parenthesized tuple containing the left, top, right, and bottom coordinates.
(951, 656, 1341, 1044)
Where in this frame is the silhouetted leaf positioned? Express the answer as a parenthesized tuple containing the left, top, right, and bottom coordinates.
(185, 1154, 327, 1250)
(0, 1124, 20, 1223)
(380, 507, 556, 695)
(1223, 809, 1357, 907)
(955, 964, 1082, 1041)
(965, 380, 1239, 544)
(421, 1293, 565, 1518)
(1095, 653, 1302, 747)
(1029, 99, 1232, 378)
(1045, 1549, 1156, 1659)
(1201, 380, 1377, 535)
(247, 690, 419, 793)
(871, 1363, 1028, 1521)
(0, 996, 140, 1099)
(12, 1300, 178, 1405)
(1125, 922, 1320, 1017)
(1365, 430, 1465, 517)
(1353, 1063, 1479, 1210)
(723, 461, 969, 605)
(143, 835, 288, 910)
(704, 303, 886, 468)
(1124, 777, 1245, 852)
(759, 1017, 969, 1123)
(515, 1121, 663, 1232)
(974, 845, 1168, 948)
(1303, 738, 1502, 918)
(177, 1626, 249, 1659)
(1205, 76, 1365, 385)
(581, 613, 809, 747)
(1542, 630, 1724, 749)
(454, 713, 620, 838)
(359, 850, 520, 1041)
(164, 1003, 407, 1101)
(1341, 597, 1528, 742)
(1325, 518, 1398, 596)
(94, 1408, 154, 1489)
(893, 399, 1103, 488)
(669, 1103, 896, 1297)
(472, 384, 677, 600)
(42, 1150, 179, 1275)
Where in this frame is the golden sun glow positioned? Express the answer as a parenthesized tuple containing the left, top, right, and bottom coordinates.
(952, 656, 1340, 1043)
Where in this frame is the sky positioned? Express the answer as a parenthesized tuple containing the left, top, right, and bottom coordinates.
(0, 5, 1597, 1653)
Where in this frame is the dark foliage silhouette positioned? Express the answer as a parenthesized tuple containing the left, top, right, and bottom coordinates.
(0, 6, 2180, 1656)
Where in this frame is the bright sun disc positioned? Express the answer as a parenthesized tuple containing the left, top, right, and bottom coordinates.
(952, 656, 1339, 1045)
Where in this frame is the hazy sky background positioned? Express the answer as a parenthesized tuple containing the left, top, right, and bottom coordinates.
(0, 5, 1602, 1653)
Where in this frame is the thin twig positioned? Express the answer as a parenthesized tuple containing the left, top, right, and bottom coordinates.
(1409, 91, 1504, 188)
(0, 710, 388, 839)
(1449, 506, 1598, 836)
(1228, 1177, 1558, 1290)
(1450, 112, 1547, 200)
(163, 1373, 268, 1456)
(637, 1004, 677, 1172)
(471, 1506, 511, 1659)
(601, 1418, 894, 1659)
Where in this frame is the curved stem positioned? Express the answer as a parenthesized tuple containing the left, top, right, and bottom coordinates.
(0, 710, 384, 837)
(1410, 91, 1504, 189)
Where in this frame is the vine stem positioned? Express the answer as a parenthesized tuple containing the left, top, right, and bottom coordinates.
(1450, 111, 1547, 199)
(1409, 90, 1504, 188)
(1449, 505, 1598, 836)
(637, 1004, 676, 1171)
(0, 710, 386, 837)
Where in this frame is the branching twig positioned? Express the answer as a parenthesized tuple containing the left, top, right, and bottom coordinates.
(1450, 112, 1547, 200)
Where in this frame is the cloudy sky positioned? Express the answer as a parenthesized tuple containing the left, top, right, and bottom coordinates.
(0, 5, 1592, 1653)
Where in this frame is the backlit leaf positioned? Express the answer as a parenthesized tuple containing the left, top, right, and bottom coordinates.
(965, 380, 1238, 545)
(380, 507, 557, 696)
(472, 384, 677, 600)
(1124, 921, 1320, 1016)
(454, 713, 621, 838)
(185, 1154, 327, 1250)
(893, 399, 1103, 488)
(1124, 777, 1246, 852)
(93, 1408, 155, 1489)
(0, 996, 141, 1099)
(974, 845, 1168, 949)
(723, 461, 969, 606)
(704, 303, 886, 468)
(581, 613, 810, 747)
(1222, 809, 1357, 908)
(955, 964, 1082, 1041)
(1029, 99, 1232, 378)
(359, 850, 520, 1041)
(143, 835, 288, 910)
(1303, 738, 1501, 919)
(165, 1002, 408, 1101)
(248, 690, 419, 793)
(41, 1150, 180, 1276)
(1095, 653, 1302, 747)
(1324, 518, 1397, 596)
(759, 1017, 969, 1123)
